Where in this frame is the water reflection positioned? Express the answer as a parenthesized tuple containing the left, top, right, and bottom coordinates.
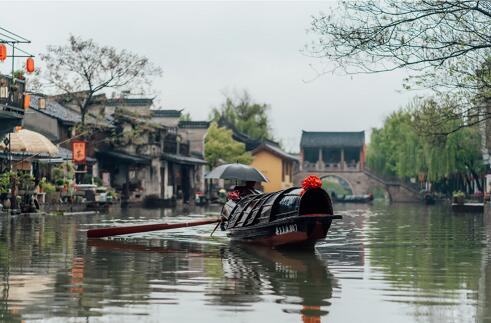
(0, 204, 490, 322)
(85, 239, 336, 322)
(363, 204, 486, 323)
(216, 243, 335, 320)
(0, 210, 337, 322)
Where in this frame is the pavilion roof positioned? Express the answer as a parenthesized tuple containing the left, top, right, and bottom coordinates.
(300, 131, 365, 148)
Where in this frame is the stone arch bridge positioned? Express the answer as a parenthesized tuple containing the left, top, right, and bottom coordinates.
(294, 169, 420, 202)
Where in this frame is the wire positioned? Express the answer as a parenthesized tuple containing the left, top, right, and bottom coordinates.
(0, 27, 30, 42)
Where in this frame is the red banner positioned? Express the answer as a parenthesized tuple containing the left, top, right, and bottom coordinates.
(72, 140, 87, 164)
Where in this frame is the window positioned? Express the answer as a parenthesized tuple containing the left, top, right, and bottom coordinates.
(303, 147, 318, 163)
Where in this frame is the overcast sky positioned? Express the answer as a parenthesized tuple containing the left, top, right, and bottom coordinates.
(1, 1, 414, 152)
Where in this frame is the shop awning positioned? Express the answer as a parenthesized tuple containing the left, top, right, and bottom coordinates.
(58, 147, 96, 163)
(96, 150, 151, 165)
(161, 152, 207, 166)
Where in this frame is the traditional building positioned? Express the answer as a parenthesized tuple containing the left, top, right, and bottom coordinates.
(105, 97, 155, 118)
(152, 109, 182, 127)
(95, 107, 207, 205)
(250, 142, 298, 192)
(217, 117, 299, 193)
(0, 74, 27, 138)
(178, 120, 210, 193)
(300, 131, 366, 172)
(24, 95, 80, 143)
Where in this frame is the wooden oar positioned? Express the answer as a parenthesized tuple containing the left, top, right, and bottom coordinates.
(86, 218, 221, 238)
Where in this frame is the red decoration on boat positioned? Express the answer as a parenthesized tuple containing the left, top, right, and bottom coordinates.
(301, 175, 322, 195)
(26, 57, 35, 73)
(227, 190, 240, 201)
(0, 44, 6, 61)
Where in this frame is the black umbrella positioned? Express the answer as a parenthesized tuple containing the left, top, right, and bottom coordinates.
(205, 163, 269, 182)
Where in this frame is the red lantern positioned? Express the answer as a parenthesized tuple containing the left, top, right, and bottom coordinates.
(26, 57, 35, 73)
(0, 44, 6, 61)
(23, 94, 31, 110)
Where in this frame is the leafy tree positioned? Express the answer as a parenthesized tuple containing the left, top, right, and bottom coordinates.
(309, 1, 491, 134)
(38, 35, 162, 125)
(367, 98, 484, 193)
(204, 122, 252, 168)
(210, 90, 273, 140)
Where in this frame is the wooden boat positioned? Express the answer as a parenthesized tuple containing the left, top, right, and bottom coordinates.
(220, 187, 341, 248)
(451, 202, 484, 213)
(333, 194, 373, 203)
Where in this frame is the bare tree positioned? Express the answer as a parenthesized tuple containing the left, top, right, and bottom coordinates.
(309, 1, 491, 134)
(39, 35, 162, 125)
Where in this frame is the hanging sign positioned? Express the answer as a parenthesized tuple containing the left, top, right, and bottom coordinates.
(72, 140, 87, 164)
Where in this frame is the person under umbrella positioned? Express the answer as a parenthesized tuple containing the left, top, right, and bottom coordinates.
(205, 163, 268, 201)
(228, 180, 260, 201)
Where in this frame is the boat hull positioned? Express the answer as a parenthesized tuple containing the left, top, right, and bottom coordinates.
(227, 214, 341, 248)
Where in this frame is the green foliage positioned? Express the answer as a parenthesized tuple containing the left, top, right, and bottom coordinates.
(52, 162, 75, 184)
(40, 178, 56, 193)
(81, 174, 102, 186)
(322, 180, 351, 197)
(204, 122, 252, 167)
(210, 90, 273, 141)
(367, 98, 483, 186)
(93, 176, 103, 186)
(0, 172, 15, 194)
(452, 191, 465, 198)
(52, 165, 64, 183)
(309, 2, 491, 135)
(18, 173, 35, 191)
(179, 112, 192, 122)
(13, 69, 25, 80)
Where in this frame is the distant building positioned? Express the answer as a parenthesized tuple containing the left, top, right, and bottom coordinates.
(217, 117, 299, 192)
(178, 121, 210, 193)
(152, 109, 182, 128)
(250, 142, 299, 192)
(300, 131, 366, 172)
(178, 121, 210, 157)
(106, 97, 155, 118)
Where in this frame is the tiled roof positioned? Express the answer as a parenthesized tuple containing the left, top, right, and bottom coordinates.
(178, 121, 210, 129)
(300, 131, 365, 148)
(217, 117, 280, 151)
(252, 142, 299, 162)
(152, 109, 182, 118)
(95, 149, 151, 164)
(58, 146, 96, 162)
(106, 98, 154, 107)
(30, 95, 81, 124)
(161, 152, 207, 165)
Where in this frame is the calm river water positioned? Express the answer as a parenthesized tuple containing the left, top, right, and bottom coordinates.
(0, 203, 490, 323)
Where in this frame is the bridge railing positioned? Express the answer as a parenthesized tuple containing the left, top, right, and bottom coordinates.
(302, 161, 361, 172)
(363, 168, 421, 194)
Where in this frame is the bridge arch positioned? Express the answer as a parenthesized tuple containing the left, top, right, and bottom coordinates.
(295, 170, 420, 202)
(319, 174, 355, 197)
